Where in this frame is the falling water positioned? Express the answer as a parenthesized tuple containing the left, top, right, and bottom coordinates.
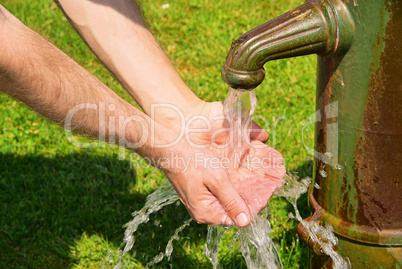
(222, 88, 257, 168)
(204, 209, 283, 269)
(237, 208, 283, 269)
(275, 174, 351, 268)
(106, 87, 350, 268)
(205, 225, 229, 268)
(146, 218, 192, 268)
(102, 181, 180, 269)
(206, 88, 283, 269)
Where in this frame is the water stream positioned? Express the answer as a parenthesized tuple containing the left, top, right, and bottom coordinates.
(104, 88, 350, 268)
(103, 181, 180, 269)
(206, 88, 283, 269)
(275, 174, 351, 268)
(222, 88, 257, 169)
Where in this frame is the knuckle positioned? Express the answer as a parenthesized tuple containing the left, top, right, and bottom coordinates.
(189, 202, 224, 226)
(190, 210, 203, 224)
(223, 199, 239, 214)
(189, 207, 207, 224)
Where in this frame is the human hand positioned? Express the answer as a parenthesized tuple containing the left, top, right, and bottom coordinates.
(158, 139, 253, 227)
(183, 103, 285, 217)
(155, 101, 285, 226)
(152, 100, 269, 144)
(229, 141, 286, 214)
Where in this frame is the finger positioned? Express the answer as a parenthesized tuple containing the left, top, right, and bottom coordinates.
(206, 172, 251, 227)
(186, 196, 235, 226)
(249, 121, 269, 142)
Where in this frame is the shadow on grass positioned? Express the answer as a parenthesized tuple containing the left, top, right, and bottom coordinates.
(0, 152, 210, 268)
(0, 152, 315, 269)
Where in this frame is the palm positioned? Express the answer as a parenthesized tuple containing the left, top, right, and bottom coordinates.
(187, 102, 286, 215)
(230, 141, 285, 214)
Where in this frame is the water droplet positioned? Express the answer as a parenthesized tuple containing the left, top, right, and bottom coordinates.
(335, 164, 342, 170)
(301, 177, 312, 187)
(319, 169, 328, 178)
(288, 212, 295, 219)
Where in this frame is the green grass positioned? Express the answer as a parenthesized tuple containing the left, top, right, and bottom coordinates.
(0, 0, 316, 268)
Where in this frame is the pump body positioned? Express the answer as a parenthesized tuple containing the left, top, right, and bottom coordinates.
(222, 0, 402, 267)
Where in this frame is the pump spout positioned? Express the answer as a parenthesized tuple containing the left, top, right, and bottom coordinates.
(222, 0, 354, 90)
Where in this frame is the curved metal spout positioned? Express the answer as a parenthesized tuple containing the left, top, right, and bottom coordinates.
(222, 0, 354, 90)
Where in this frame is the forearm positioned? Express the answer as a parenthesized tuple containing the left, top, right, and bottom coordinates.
(55, 0, 202, 121)
(0, 5, 266, 227)
(0, 7, 169, 159)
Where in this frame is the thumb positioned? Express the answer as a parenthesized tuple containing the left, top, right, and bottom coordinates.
(207, 172, 251, 227)
(249, 121, 269, 143)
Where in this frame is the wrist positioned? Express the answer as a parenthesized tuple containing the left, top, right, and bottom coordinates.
(123, 117, 186, 167)
(150, 89, 206, 129)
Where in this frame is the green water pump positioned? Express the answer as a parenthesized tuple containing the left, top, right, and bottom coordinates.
(222, 0, 402, 267)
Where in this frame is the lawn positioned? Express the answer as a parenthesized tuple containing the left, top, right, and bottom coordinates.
(0, 0, 316, 268)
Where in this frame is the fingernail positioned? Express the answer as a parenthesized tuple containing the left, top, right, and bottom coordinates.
(236, 212, 249, 227)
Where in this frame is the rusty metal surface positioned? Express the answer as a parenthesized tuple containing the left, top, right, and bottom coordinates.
(309, 189, 402, 246)
(221, 0, 354, 89)
(313, 0, 402, 243)
(353, 0, 402, 232)
(221, 0, 401, 267)
(309, 238, 401, 269)
(311, 0, 402, 267)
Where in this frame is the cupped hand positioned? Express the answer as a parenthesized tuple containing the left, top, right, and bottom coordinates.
(152, 100, 269, 144)
(186, 101, 269, 144)
(155, 100, 285, 227)
(183, 101, 286, 218)
(230, 141, 286, 214)
(160, 141, 252, 227)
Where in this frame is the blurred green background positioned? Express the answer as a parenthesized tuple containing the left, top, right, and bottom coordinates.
(0, 0, 316, 268)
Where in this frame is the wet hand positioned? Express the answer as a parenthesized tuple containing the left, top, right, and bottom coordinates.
(182, 102, 286, 219)
(160, 142, 253, 227)
(154, 101, 284, 227)
(230, 141, 286, 214)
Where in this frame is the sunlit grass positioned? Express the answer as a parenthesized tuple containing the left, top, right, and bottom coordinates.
(1, 0, 315, 268)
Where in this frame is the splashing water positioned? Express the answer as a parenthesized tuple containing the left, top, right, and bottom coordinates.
(207, 88, 283, 269)
(275, 174, 351, 268)
(106, 87, 350, 268)
(205, 225, 229, 268)
(223, 89, 349, 268)
(204, 209, 282, 269)
(102, 181, 180, 269)
(223, 88, 257, 168)
(237, 208, 283, 269)
(146, 218, 192, 268)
